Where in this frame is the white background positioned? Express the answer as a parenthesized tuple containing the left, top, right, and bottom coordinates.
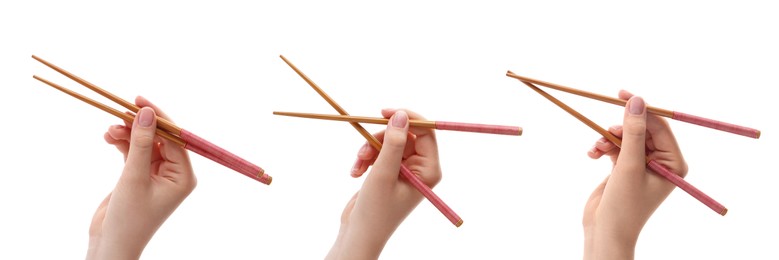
(1, 1, 776, 259)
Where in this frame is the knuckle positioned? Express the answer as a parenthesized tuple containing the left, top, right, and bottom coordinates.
(131, 132, 155, 149)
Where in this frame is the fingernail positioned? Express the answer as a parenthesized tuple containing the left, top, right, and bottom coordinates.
(391, 111, 408, 128)
(138, 107, 154, 127)
(629, 97, 645, 115)
(358, 143, 370, 157)
(351, 159, 362, 174)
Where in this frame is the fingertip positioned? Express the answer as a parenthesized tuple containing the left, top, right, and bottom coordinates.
(103, 132, 115, 144)
(135, 107, 156, 128)
(587, 149, 598, 159)
(357, 143, 372, 159)
(627, 96, 646, 116)
(107, 125, 128, 140)
(390, 110, 409, 129)
(618, 89, 635, 100)
(381, 108, 398, 118)
(351, 159, 363, 177)
(588, 148, 604, 159)
(108, 124, 123, 131)
(135, 95, 151, 106)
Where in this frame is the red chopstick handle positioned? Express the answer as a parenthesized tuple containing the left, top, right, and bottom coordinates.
(672, 111, 760, 139)
(435, 121, 522, 136)
(181, 129, 272, 185)
(398, 164, 463, 227)
(647, 160, 727, 215)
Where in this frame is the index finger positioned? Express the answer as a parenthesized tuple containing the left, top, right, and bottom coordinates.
(135, 96, 175, 123)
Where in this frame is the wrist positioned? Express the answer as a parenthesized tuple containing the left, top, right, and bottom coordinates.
(585, 227, 637, 260)
(86, 236, 101, 260)
(329, 224, 392, 260)
(325, 225, 348, 260)
(90, 235, 147, 260)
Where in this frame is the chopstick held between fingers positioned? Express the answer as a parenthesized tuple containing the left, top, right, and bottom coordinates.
(279, 55, 463, 227)
(509, 73, 727, 215)
(506, 71, 760, 139)
(272, 111, 523, 136)
(32, 55, 271, 185)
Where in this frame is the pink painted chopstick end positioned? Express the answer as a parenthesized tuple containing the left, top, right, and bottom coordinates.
(398, 164, 462, 227)
(258, 173, 272, 185)
(646, 160, 727, 215)
(181, 129, 270, 185)
(672, 111, 760, 139)
(435, 121, 522, 136)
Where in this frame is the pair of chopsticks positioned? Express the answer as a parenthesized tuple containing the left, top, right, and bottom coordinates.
(507, 73, 761, 139)
(32, 55, 272, 185)
(272, 112, 523, 136)
(506, 71, 744, 216)
(279, 55, 477, 227)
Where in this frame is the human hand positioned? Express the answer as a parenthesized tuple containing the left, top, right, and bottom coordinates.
(325, 109, 442, 260)
(86, 96, 197, 260)
(583, 90, 687, 260)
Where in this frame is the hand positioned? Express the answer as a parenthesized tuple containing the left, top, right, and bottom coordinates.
(86, 96, 197, 260)
(582, 90, 687, 260)
(326, 109, 442, 260)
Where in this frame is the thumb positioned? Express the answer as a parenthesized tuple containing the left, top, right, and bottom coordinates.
(613, 96, 648, 176)
(367, 110, 409, 184)
(122, 107, 158, 183)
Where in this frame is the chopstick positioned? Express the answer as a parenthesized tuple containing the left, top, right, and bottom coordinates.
(508, 71, 727, 215)
(279, 55, 464, 227)
(32, 55, 271, 185)
(506, 72, 761, 139)
(273, 111, 523, 136)
(33, 76, 187, 146)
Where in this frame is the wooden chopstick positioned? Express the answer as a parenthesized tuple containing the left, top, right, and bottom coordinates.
(509, 71, 727, 215)
(32, 55, 271, 185)
(32, 55, 183, 135)
(506, 71, 761, 139)
(33, 75, 186, 146)
(273, 111, 523, 136)
(279, 55, 464, 227)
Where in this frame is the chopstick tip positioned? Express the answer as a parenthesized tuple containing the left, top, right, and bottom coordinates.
(455, 219, 463, 227)
(756, 130, 761, 139)
(720, 208, 728, 216)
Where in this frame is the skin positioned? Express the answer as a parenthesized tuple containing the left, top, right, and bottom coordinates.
(86, 96, 197, 260)
(325, 109, 442, 260)
(582, 91, 688, 260)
